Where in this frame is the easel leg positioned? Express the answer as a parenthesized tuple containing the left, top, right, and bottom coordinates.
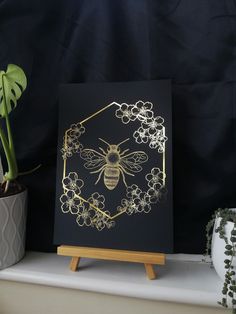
(70, 257, 80, 271)
(144, 263, 156, 280)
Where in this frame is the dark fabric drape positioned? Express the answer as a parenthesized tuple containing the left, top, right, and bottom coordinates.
(0, 0, 235, 253)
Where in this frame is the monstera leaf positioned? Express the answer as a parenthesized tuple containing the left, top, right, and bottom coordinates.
(0, 64, 27, 117)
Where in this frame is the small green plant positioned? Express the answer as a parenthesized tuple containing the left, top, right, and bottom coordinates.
(0, 64, 27, 194)
(206, 208, 236, 313)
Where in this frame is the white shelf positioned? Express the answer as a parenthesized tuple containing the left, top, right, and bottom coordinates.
(0, 251, 222, 307)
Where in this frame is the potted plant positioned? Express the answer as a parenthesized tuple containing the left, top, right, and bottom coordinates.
(0, 64, 28, 270)
(206, 208, 236, 313)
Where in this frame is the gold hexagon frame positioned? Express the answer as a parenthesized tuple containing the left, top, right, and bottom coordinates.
(62, 101, 166, 222)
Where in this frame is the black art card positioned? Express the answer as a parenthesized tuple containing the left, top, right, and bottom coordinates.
(54, 81, 173, 253)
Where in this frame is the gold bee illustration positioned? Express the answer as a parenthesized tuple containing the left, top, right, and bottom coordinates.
(80, 138, 148, 190)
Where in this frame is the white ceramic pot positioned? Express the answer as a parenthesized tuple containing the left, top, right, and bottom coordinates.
(0, 189, 27, 270)
(212, 208, 236, 281)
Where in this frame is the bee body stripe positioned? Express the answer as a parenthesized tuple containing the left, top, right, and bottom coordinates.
(104, 167, 120, 190)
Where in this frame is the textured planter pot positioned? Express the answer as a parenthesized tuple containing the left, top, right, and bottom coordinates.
(0, 189, 27, 270)
(211, 208, 236, 281)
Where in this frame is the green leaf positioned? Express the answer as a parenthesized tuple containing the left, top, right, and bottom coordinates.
(228, 291, 233, 298)
(222, 288, 228, 294)
(0, 64, 27, 117)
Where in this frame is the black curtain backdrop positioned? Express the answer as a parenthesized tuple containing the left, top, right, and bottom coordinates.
(0, 0, 235, 253)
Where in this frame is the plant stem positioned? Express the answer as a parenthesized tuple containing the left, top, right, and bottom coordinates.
(18, 164, 41, 176)
(4, 180, 9, 193)
(1, 74, 18, 181)
(0, 125, 17, 180)
(5, 114, 18, 178)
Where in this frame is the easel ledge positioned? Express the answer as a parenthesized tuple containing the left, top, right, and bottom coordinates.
(57, 245, 165, 280)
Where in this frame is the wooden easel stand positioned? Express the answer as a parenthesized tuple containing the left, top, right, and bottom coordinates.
(58, 245, 165, 280)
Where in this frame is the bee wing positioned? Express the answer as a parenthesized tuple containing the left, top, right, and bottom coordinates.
(80, 149, 106, 170)
(121, 151, 148, 173)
